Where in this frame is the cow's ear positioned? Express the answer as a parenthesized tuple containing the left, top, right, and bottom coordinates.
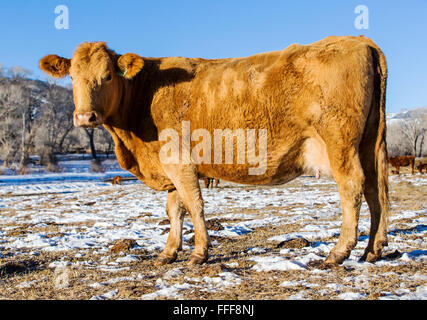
(117, 53, 144, 79)
(39, 55, 71, 78)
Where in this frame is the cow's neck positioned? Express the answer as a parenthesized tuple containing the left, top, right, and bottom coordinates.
(106, 72, 157, 139)
(103, 73, 171, 190)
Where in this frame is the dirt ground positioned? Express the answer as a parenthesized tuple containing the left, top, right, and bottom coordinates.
(0, 166, 426, 300)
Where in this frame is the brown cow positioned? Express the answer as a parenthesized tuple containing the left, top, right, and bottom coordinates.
(415, 157, 427, 174)
(39, 35, 389, 266)
(417, 163, 427, 174)
(388, 156, 415, 174)
(112, 175, 123, 185)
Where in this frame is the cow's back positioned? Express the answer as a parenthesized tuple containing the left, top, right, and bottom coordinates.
(136, 36, 378, 185)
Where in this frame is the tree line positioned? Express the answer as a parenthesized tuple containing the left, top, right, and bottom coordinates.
(386, 108, 427, 158)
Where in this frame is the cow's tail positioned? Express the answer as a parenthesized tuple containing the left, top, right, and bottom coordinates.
(375, 43, 390, 230)
(360, 37, 390, 232)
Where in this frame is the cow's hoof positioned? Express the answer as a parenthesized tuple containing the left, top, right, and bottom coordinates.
(187, 253, 208, 265)
(307, 259, 334, 270)
(360, 250, 380, 263)
(154, 253, 177, 266)
(325, 251, 348, 265)
(361, 240, 386, 262)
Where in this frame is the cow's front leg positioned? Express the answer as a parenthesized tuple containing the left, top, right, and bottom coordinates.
(162, 164, 211, 265)
(155, 189, 186, 266)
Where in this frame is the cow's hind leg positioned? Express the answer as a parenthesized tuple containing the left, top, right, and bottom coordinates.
(360, 173, 388, 262)
(325, 148, 365, 264)
(360, 142, 389, 262)
(155, 189, 186, 266)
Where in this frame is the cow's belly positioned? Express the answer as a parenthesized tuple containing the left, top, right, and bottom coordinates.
(196, 146, 304, 186)
(197, 163, 303, 186)
(196, 134, 332, 185)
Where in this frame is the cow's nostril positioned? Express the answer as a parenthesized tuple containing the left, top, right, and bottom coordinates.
(88, 112, 97, 123)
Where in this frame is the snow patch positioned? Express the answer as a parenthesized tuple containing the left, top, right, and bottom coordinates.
(250, 256, 306, 271)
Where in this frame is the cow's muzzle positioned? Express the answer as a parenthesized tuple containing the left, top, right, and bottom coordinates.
(73, 111, 103, 128)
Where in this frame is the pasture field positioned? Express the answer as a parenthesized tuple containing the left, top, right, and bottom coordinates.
(0, 165, 425, 300)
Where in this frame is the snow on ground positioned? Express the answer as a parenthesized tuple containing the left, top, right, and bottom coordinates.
(0, 156, 133, 191)
(0, 159, 426, 300)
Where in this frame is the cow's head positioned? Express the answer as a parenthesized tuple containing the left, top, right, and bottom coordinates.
(39, 42, 144, 128)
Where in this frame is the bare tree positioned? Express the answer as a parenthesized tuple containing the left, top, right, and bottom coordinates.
(0, 63, 5, 78)
(400, 119, 426, 157)
(96, 126, 115, 158)
(387, 120, 409, 156)
(7, 66, 31, 79)
(34, 79, 74, 168)
(82, 128, 105, 172)
(0, 79, 38, 170)
(0, 116, 20, 165)
(84, 128, 97, 160)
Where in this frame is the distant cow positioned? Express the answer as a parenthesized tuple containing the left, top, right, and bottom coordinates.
(112, 176, 123, 185)
(415, 157, 427, 174)
(203, 177, 220, 188)
(388, 156, 415, 174)
(417, 163, 427, 174)
(40, 35, 388, 266)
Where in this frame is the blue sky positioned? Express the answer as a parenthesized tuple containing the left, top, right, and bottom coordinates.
(0, 0, 426, 113)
